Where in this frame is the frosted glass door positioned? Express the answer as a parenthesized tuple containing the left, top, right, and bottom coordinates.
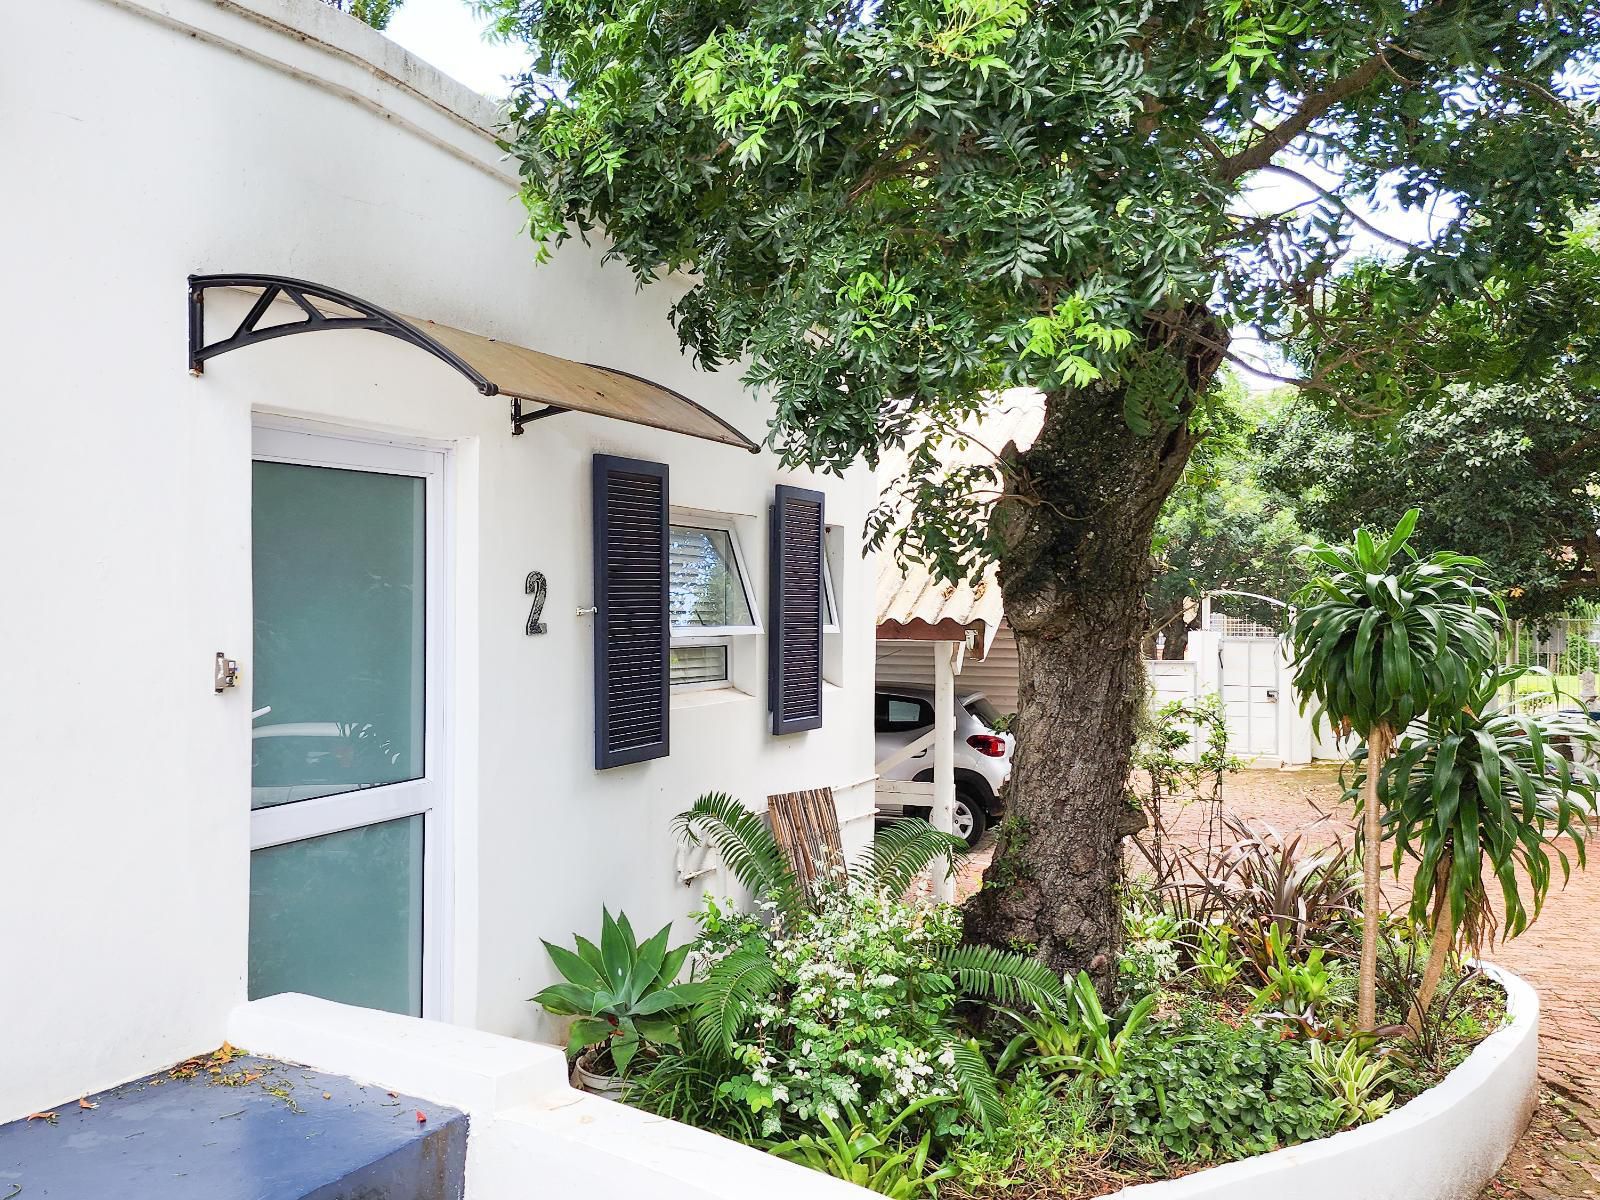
(248, 429, 444, 1019)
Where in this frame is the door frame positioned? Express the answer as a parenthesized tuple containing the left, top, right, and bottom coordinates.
(250, 418, 453, 1020)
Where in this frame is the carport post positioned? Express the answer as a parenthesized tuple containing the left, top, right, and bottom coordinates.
(933, 640, 957, 903)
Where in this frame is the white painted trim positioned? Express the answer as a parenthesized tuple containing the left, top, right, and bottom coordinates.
(249, 424, 454, 1021)
(93, 0, 513, 185)
(226, 993, 871, 1199)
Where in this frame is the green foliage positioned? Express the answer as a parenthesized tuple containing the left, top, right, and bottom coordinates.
(686, 878, 1021, 1137)
(1375, 671, 1598, 945)
(1305, 1039, 1396, 1127)
(321, 0, 404, 29)
(531, 909, 702, 1074)
(945, 1069, 1106, 1195)
(624, 1021, 769, 1142)
(1262, 382, 1600, 622)
(1288, 510, 1504, 738)
(1191, 923, 1244, 996)
(998, 971, 1158, 1083)
(1177, 813, 1362, 969)
(1148, 379, 1307, 645)
(1246, 925, 1334, 1018)
(484, 0, 1600, 584)
(767, 1098, 959, 1197)
(1106, 1006, 1342, 1161)
(674, 792, 812, 921)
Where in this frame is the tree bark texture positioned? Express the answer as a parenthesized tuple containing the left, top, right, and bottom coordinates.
(1358, 723, 1394, 1031)
(962, 310, 1227, 996)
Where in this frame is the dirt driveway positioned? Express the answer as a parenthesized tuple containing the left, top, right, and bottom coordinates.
(953, 766, 1600, 1197)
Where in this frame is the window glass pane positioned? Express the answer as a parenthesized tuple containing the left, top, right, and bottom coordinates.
(248, 816, 423, 1017)
(671, 643, 729, 685)
(669, 526, 754, 629)
(877, 695, 934, 731)
(252, 462, 425, 808)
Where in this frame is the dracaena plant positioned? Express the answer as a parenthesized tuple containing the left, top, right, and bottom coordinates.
(1288, 509, 1502, 1029)
(533, 908, 704, 1075)
(1369, 669, 1598, 1028)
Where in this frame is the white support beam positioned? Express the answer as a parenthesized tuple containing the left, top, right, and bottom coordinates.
(932, 640, 957, 904)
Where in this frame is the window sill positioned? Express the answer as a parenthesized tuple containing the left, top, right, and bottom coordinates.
(670, 685, 756, 711)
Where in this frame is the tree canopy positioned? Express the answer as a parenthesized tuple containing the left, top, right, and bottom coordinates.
(486, 0, 1600, 577)
(1262, 384, 1600, 621)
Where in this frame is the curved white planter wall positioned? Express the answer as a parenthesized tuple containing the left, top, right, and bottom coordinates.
(1117, 963, 1539, 1200)
(233, 967, 1537, 1200)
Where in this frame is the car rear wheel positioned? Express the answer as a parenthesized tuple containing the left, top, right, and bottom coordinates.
(953, 790, 987, 848)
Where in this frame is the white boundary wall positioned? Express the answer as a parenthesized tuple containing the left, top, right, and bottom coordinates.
(230, 966, 1535, 1200)
(0, 0, 876, 1120)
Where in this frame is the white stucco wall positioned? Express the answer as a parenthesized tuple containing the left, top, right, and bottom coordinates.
(0, 0, 877, 1121)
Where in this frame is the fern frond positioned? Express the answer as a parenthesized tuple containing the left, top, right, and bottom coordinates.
(693, 945, 780, 1055)
(672, 792, 807, 918)
(938, 944, 1066, 1012)
(943, 1035, 1003, 1131)
(855, 817, 965, 898)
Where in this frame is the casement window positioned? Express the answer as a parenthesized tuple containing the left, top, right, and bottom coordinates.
(669, 517, 761, 689)
(769, 485, 827, 734)
(821, 525, 841, 635)
(593, 454, 671, 769)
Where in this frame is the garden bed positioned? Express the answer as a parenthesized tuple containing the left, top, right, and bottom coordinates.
(1109, 963, 1536, 1200)
(543, 802, 1535, 1200)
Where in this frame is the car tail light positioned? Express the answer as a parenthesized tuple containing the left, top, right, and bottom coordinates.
(967, 734, 1007, 758)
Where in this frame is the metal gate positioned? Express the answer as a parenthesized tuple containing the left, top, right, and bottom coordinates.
(1217, 635, 1282, 758)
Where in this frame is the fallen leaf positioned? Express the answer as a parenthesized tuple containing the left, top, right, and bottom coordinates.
(78, 1099, 96, 1110)
(241, 1072, 261, 1084)
(387, 1091, 397, 1098)
(415, 1111, 427, 1123)
(26, 1112, 57, 1123)
(322, 1093, 332, 1101)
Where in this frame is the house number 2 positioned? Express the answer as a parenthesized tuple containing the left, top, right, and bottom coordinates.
(525, 571, 548, 636)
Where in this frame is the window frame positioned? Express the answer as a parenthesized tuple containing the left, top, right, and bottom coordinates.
(668, 510, 762, 690)
(821, 524, 841, 634)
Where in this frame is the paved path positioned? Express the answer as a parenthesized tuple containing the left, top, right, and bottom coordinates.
(950, 766, 1600, 1196)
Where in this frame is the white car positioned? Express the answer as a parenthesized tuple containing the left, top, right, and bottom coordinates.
(874, 687, 1013, 846)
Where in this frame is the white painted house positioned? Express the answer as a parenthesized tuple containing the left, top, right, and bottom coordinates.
(0, 0, 880, 1165)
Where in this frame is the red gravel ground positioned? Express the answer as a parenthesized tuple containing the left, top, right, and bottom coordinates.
(949, 766, 1600, 1198)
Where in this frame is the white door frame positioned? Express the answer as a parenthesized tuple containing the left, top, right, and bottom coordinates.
(250, 421, 452, 1020)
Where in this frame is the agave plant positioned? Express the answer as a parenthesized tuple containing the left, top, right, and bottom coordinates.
(1288, 509, 1502, 1029)
(1372, 669, 1598, 1026)
(532, 908, 703, 1075)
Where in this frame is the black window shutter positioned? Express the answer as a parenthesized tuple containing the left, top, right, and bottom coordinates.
(593, 454, 670, 769)
(769, 484, 825, 734)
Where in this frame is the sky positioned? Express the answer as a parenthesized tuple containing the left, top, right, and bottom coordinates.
(385, 0, 527, 97)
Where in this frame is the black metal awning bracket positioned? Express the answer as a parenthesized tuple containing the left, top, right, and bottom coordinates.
(510, 396, 568, 435)
(187, 273, 499, 398)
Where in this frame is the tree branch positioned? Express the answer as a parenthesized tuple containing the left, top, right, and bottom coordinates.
(1215, 53, 1388, 182)
(1254, 163, 1422, 250)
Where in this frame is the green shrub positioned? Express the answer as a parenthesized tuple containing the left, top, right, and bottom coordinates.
(946, 1069, 1106, 1195)
(1105, 1007, 1341, 1161)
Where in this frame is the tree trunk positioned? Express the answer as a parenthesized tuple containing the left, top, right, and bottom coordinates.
(1409, 853, 1457, 1035)
(1358, 723, 1395, 1030)
(962, 312, 1226, 996)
